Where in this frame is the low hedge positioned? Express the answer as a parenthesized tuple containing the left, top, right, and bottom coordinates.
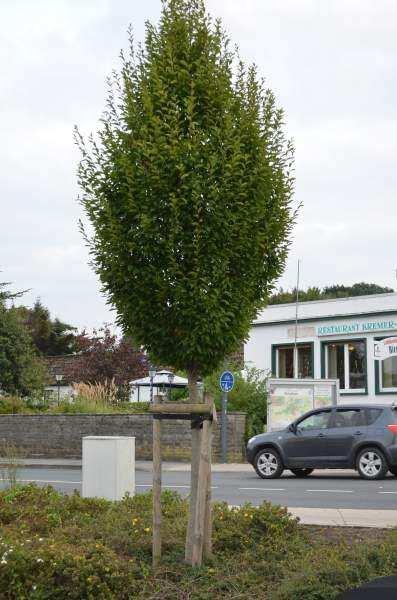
(0, 485, 396, 599)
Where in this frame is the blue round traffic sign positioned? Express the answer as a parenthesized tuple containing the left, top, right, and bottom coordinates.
(220, 371, 234, 393)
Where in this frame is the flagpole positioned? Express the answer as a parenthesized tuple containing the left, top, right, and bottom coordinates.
(294, 259, 300, 378)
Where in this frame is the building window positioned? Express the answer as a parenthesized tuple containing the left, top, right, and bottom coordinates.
(324, 340, 366, 393)
(274, 344, 313, 379)
(380, 356, 397, 391)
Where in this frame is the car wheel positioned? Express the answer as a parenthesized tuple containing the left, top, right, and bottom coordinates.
(357, 447, 388, 480)
(254, 448, 283, 479)
(290, 468, 314, 477)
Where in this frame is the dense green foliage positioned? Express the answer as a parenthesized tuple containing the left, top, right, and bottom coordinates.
(0, 395, 150, 415)
(269, 282, 394, 305)
(0, 485, 396, 599)
(0, 281, 24, 306)
(0, 307, 45, 396)
(204, 366, 267, 439)
(12, 300, 77, 356)
(77, 0, 294, 381)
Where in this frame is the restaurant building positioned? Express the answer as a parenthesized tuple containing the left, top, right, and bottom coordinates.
(245, 292, 397, 403)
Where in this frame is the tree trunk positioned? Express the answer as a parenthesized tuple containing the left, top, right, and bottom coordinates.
(187, 368, 199, 402)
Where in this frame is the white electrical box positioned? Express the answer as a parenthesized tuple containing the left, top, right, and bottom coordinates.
(82, 436, 135, 501)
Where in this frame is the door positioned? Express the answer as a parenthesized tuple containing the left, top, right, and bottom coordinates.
(326, 408, 367, 466)
(284, 409, 332, 467)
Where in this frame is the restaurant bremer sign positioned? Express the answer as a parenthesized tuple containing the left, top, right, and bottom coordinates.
(317, 320, 397, 337)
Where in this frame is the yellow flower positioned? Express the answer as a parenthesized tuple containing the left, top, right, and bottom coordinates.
(144, 528, 150, 533)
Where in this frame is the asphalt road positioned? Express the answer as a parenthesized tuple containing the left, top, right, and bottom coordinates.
(1, 467, 396, 509)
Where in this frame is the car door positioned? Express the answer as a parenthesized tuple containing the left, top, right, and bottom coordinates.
(283, 409, 332, 468)
(326, 408, 367, 466)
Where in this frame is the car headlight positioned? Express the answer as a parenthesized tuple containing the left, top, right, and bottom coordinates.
(247, 435, 258, 446)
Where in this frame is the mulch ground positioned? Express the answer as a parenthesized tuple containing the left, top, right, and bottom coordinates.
(303, 524, 393, 545)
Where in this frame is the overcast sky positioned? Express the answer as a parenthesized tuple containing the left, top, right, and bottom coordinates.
(1, 0, 396, 330)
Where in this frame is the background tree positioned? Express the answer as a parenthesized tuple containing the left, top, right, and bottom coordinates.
(69, 327, 147, 394)
(0, 304, 45, 396)
(12, 300, 77, 356)
(76, 0, 295, 395)
(269, 282, 394, 305)
(0, 280, 25, 306)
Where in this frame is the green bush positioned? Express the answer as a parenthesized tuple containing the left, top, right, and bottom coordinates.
(0, 395, 151, 415)
(0, 396, 37, 415)
(1, 485, 396, 599)
(274, 538, 397, 599)
(204, 365, 267, 439)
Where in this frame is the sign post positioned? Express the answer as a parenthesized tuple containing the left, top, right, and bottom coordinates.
(219, 371, 234, 463)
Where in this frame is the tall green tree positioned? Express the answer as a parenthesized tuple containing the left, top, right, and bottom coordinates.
(0, 305, 45, 396)
(269, 282, 394, 305)
(76, 0, 294, 396)
(0, 280, 24, 306)
(13, 300, 77, 356)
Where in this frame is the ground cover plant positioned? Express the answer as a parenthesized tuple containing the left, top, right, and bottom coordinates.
(0, 485, 396, 599)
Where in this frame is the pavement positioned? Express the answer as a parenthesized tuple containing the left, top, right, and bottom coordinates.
(1, 459, 397, 528)
(288, 508, 397, 528)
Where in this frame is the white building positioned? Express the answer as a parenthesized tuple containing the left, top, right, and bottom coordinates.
(245, 292, 397, 404)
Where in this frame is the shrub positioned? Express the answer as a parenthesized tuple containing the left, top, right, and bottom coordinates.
(204, 365, 267, 439)
(0, 396, 27, 414)
(1, 485, 395, 599)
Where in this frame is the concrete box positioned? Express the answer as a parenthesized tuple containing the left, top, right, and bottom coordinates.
(82, 436, 135, 501)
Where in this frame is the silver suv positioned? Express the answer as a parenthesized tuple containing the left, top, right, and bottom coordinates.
(246, 404, 397, 480)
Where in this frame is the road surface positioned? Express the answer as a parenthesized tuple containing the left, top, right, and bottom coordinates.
(2, 467, 396, 510)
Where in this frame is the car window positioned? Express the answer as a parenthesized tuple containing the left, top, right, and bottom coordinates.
(297, 411, 330, 431)
(366, 408, 383, 425)
(333, 409, 366, 428)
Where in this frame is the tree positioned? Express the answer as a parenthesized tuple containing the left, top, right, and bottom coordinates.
(323, 282, 394, 298)
(0, 305, 45, 396)
(12, 300, 77, 356)
(76, 0, 294, 396)
(0, 280, 25, 306)
(69, 327, 147, 391)
(269, 282, 394, 305)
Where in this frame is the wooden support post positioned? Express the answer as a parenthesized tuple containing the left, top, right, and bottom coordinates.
(203, 394, 213, 559)
(191, 432, 208, 566)
(152, 395, 162, 568)
(185, 424, 201, 563)
(192, 394, 215, 564)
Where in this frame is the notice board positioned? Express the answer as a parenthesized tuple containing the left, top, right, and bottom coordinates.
(267, 378, 339, 432)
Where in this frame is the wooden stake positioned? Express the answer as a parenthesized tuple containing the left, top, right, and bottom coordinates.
(152, 395, 162, 568)
(191, 410, 211, 566)
(203, 394, 213, 559)
(185, 424, 201, 563)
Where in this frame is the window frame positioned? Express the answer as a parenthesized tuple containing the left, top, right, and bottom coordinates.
(321, 338, 367, 395)
(271, 342, 314, 379)
(374, 336, 397, 395)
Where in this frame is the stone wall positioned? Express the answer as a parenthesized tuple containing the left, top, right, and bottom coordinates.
(0, 413, 246, 462)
